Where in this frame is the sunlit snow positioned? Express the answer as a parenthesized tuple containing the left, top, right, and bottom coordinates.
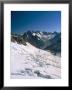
(11, 42, 61, 79)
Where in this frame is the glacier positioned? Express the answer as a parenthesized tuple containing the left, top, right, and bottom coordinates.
(11, 42, 61, 79)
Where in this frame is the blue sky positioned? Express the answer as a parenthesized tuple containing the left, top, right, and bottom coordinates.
(11, 11, 61, 34)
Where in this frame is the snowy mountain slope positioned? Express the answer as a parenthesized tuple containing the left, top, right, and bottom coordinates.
(32, 31, 56, 40)
(11, 42, 61, 79)
(11, 31, 61, 54)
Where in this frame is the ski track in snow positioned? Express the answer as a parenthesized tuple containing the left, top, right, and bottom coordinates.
(11, 42, 61, 79)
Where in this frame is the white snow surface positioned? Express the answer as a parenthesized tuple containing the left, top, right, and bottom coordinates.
(11, 42, 61, 79)
(32, 33, 36, 36)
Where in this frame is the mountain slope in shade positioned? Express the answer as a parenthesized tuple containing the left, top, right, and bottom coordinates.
(11, 42, 61, 79)
(44, 33, 61, 54)
(22, 31, 45, 48)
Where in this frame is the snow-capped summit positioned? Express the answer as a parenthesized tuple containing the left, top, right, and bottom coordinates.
(32, 33, 36, 36)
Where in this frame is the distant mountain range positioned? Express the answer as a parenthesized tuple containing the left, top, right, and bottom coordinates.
(11, 30, 61, 55)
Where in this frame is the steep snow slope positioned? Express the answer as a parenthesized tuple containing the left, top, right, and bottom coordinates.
(11, 42, 61, 79)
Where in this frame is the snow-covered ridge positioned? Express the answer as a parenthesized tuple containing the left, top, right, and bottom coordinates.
(11, 42, 61, 79)
(32, 32, 55, 39)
